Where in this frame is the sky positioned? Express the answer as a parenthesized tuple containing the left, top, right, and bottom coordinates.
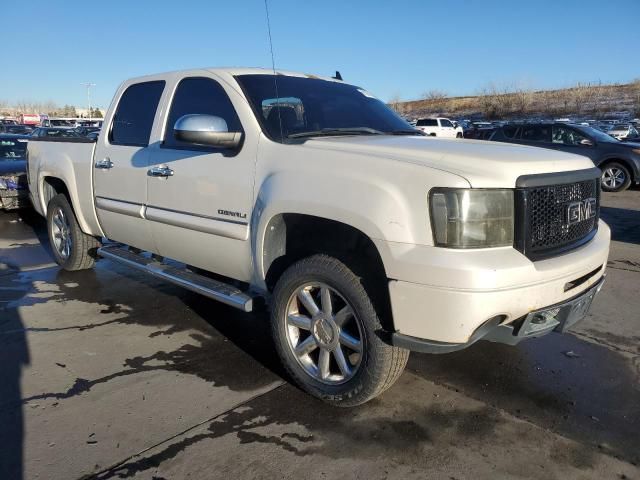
(4, 0, 639, 109)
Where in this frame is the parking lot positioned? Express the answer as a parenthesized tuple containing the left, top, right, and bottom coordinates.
(0, 188, 638, 480)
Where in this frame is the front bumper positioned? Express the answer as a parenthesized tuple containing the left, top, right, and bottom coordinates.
(391, 275, 605, 353)
(375, 220, 610, 347)
(0, 189, 30, 210)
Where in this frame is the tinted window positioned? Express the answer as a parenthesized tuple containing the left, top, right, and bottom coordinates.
(520, 125, 551, 143)
(164, 77, 242, 149)
(110, 80, 165, 146)
(552, 126, 588, 146)
(417, 119, 438, 126)
(440, 119, 453, 128)
(0, 139, 27, 160)
(502, 125, 518, 138)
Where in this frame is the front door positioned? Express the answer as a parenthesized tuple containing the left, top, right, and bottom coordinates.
(145, 75, 256, 282)
(93, 80, 165, 251)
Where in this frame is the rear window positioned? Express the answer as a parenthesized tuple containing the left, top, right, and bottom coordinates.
(416, 119, 438, 127)
(110, 80, 165, 147)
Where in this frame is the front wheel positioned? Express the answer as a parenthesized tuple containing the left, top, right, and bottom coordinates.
(601, 162, 631, 192)
(271, 254, 409, 407)
(47, 194, 100, 270)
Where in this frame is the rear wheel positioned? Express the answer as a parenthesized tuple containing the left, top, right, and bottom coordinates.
(456, 132, 463, 138)
(601, 162, 631, 192)
(47, 194, 100, 271)
(271, 254, 409, 406)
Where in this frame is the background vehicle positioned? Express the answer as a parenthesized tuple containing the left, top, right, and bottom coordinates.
(73, 126, 101, 136)
(0, 124, 34, 135)
(27, 68, 609, 406)
(415, 117, 462, 137)
(30, 127, 81, 139)
(608, 124, 639, 140)
(0, 134, 29, 210)
(18, 113, 41, 125)
(490, 123, 640, 191)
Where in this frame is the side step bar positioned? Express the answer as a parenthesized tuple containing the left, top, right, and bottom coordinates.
(97, 245, 254, 312)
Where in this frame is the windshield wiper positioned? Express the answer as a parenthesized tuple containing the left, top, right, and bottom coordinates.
(388, 129, 425, 136)
(287, 127, 384, 139)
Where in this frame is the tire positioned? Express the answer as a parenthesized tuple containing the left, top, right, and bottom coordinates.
(47, 194, 100, 271)
(601, 162, 631, 192)
(271, 254, 409, 406)
(456, 132, 463, 138)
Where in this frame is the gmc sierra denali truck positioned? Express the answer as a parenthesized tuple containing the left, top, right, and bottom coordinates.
(28, 68, 610, 406)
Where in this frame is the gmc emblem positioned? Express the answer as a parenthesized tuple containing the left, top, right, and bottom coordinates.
(566, 198, 597, 225)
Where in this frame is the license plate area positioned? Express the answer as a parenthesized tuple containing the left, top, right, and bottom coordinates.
(517, 276, 605, 337)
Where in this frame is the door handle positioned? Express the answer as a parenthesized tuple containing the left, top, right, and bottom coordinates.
(95, 158, 113, 169)
(147, 166, 174, 178)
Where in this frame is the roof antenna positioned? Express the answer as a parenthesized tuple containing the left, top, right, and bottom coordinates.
(264, 0, 283, 143)
(333, 71, 343, 81)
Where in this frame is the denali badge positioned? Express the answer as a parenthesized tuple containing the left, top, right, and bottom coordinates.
(566, 198, 596, 225)
(218, 209, 247, 219)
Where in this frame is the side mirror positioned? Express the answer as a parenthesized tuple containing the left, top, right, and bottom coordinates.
(173, 114, 243, 149)
(580, 138, 594, 146)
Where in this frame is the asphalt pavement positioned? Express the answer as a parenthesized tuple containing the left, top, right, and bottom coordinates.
(0, 190, 638, 480)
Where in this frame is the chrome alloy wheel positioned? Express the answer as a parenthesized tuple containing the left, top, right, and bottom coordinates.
(285, 283, 363, 385)
(602, 167, 626, 190)
(50, 206, 72, 260)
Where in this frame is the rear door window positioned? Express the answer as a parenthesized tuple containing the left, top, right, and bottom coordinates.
(502, 125, 518, 138)
(520, 125, 551, 143)
(416, 119, 438, 127)
(110, 80, 165, 147)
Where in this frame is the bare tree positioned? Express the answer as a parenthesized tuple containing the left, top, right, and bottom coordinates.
(388, 94, 405, 115)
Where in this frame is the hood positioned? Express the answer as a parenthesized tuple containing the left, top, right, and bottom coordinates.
(0, 160, 27, 176)
(302, 135, 596, 187)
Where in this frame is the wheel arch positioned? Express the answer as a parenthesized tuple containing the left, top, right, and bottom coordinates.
(258, 213, 395, 332)
(599, 157, 637, 182)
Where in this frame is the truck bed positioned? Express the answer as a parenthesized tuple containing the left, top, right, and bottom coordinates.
(27, 137, 103, 237)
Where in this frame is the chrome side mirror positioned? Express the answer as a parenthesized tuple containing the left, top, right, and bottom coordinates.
(173, 114, 243, 148)
(580, 138, 594, 146)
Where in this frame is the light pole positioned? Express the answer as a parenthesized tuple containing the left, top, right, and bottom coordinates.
(81, 82, 96, 121)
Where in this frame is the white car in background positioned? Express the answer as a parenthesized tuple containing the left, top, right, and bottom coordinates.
(608, 124, 639, 140)
(415, 117, 463, 138)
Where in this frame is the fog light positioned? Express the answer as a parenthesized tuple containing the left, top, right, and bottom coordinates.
(523, 308, 560, 335)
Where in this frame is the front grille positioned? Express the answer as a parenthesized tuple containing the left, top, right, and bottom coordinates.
(515, 177, 600, 260)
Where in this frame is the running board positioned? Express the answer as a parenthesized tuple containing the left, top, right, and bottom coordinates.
(97, 245, 254, 312)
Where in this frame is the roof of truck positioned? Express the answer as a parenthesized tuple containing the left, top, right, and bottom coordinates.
(125, 67, 344, 85)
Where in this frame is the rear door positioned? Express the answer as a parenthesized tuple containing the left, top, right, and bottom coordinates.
(438, 119, 456, 138)
(93, 80, 165, 251)
(515, 124, 553, 149)
(145, 74, 256, 282)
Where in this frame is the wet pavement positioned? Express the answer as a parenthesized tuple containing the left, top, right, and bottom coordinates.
(0, 190, 638, 480)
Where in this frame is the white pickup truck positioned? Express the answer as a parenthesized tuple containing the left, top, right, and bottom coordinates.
(415, 117, 464, 138)
(28, 68, 610, 406)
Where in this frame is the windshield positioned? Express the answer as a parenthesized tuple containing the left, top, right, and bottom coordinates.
(0, 139, 27, 160)
(236, 74, 415, 141)
(575, 125, 618, 143)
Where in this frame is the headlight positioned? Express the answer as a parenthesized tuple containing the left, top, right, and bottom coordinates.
(0, 178, 7, 190)
(429, 188, 514, 248)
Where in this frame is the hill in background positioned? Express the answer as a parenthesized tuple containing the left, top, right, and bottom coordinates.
(391, 80, 640, 121)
